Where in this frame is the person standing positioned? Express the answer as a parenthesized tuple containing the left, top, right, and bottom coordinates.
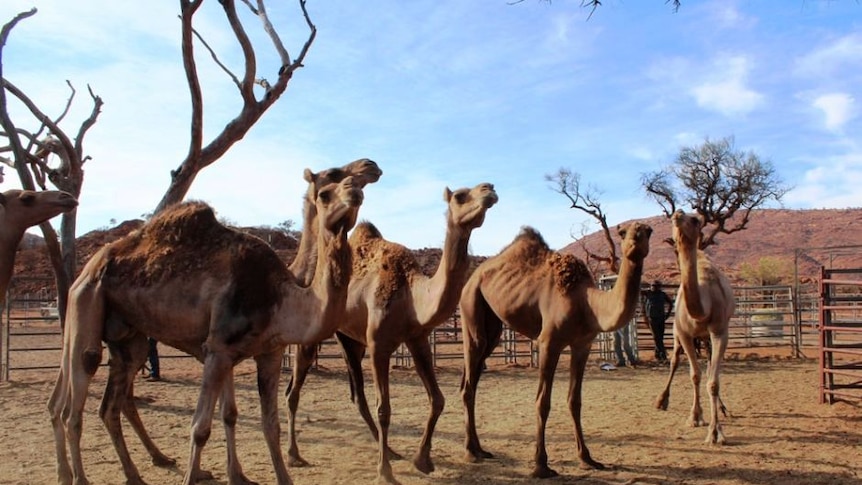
(643, 280, 673, 362)
(613, 323, 638, 367)
(146, 337, 161, 381)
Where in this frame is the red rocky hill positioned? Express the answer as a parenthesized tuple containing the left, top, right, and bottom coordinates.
(11, 208, 862, 298)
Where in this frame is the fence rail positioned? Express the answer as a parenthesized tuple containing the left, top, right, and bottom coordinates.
(818, 267, 862, 404)
(2, 278, 818, 381)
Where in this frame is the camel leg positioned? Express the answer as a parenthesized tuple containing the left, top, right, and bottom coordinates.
(404, 335, 444, 474)
(220, 371, 256, 485)
(335, 333, 404, 461)
(100, 335, 152, 485)
(285, 343, 317, 467)
(677, 336, 705, 427)
(60, 280, 106, 485)
(704, 332, 728, 445)
(183, 351, 231, 485)
(531, 338, 563, 479)
(567, 346, 604, 470)
(655, 333, 685, 410)
(49, 361, 74, 485)
(369, 343, 400, 485)
(460, 289, 502, 463)
(255, 349, 292, 485)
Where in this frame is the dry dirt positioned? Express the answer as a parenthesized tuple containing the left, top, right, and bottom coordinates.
(1, 355, 860, 485)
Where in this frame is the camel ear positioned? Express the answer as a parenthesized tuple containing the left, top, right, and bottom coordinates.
(303, 168, 315, 183)
(444, 187, 453, 202)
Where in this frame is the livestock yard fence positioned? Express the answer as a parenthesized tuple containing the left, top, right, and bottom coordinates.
(818, 267, 862, 404)
(2, 276, 828, 383)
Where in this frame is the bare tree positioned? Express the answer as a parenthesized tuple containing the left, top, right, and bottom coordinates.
(0, 8, 103, 324)
(546, 167, 621, 273)
(642, 136, 789, 249)
(155, 0, 317, 213)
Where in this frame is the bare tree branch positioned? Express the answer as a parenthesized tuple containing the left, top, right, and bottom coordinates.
(189, 22, 242, 89)
(156, 0, 317, 213)
(546, 167, 620, 273)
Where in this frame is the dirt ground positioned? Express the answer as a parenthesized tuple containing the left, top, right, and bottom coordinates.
(0, 355, 860, 485)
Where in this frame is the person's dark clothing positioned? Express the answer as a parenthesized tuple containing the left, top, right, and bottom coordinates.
(643, 287, 673, 361)
(147, 337, 161, 380)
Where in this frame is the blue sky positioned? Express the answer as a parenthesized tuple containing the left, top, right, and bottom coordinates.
(1, 1, 860, 256)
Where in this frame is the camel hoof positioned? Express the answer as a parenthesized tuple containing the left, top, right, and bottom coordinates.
(655, 394, 669, 411)
(464, 448, 494, 463)
(530, 465, 559, 479)
(228, 476, 259, 485)
(193, 469, 215, 481)
(386, 446, 404, 461)
(413, 454, 434, 474)
(125, 478, 148, 485)
(580, 457, 606, 470)
(706, 428, 726, 445)
(151, 454, 176, 468)
(287, 454, 310, 468)
(375, 474, 402, 485)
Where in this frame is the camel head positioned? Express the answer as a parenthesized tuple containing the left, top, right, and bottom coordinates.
(316, 176, 364, 235)
(303, 158, 382, 200)
(0, 189, 78, 235)
(671, 210, 703, 251)
(618, 221, 652, 262)
(444, 183, 498, 231)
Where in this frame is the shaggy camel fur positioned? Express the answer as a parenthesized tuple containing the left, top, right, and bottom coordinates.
(49, 176, 364, 485)
(655, 210, 735, 444)
(460, 222, 652, 478)
(0, 189, 77, 305)
(286, 183, 498, 484)
(47, 160, 380, 485)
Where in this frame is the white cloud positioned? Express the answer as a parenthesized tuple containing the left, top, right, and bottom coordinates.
(812, 93, 856, 132)
(795, 33, 862, 78)
(690, 56, 764, 117)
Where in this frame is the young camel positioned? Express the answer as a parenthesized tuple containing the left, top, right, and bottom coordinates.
(285, 183, 498, 485)
(655, 210, 735, 444)
(0, 189, 78, 305)
(49, 175, 364, 485)
(49, 160, 380, 485)
(460, 222, 652, 478)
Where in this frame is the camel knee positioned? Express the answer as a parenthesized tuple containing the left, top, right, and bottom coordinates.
(221, 403, 238, 428)
(191, 422, 212, 447)
(430, 393, 445, 417)
(707, 379, 719, 397)
(82, 349, 102, 376)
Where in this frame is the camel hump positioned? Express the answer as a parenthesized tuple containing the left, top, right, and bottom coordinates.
(547, 252, 592, 292)
(145, 201, 220, 243)
(349, 220, 383, 244)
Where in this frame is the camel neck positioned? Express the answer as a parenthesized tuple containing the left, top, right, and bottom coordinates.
(0, 232, 24, 307)
(416, 224, 472, 326)
(288, 201, 317, 287)
(677, 243, 707, 320)
(589, 252, 645, 333)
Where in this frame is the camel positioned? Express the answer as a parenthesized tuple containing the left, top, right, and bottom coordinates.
(49, 175, 364, 485)
(0, 189, 78, 305)
(285, 182, 498, 484)
(460, 222, 652, 478)
(46, 160, 380, 485)
(655, 210, 735, 444)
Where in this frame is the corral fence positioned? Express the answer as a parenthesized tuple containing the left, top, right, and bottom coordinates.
(818, 267, 862, 404)
(4, 275, 823, 382)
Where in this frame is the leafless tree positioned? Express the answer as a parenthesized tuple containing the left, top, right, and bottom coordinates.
(642, 136, 789, 249)
(0, 8, 103, 324)
(546, 167, 621, 274)
(155, 0, 317, 212)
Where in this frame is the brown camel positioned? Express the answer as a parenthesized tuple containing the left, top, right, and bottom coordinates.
(655, 210, 735, 444)
(286, 183, 498, 484)
(46, 160, 380, 485)
(0, 189, 78, 305)
(49, 175, 364, 485)
(460, 222, 652, 478)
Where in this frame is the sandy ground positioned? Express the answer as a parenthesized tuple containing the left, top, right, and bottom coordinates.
(1, 354, 860, 485)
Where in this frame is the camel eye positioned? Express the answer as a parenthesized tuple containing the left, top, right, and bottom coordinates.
(318, 190, 332, 204)
(20, 192, 35, 205)
(453, 190, 468, 204)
